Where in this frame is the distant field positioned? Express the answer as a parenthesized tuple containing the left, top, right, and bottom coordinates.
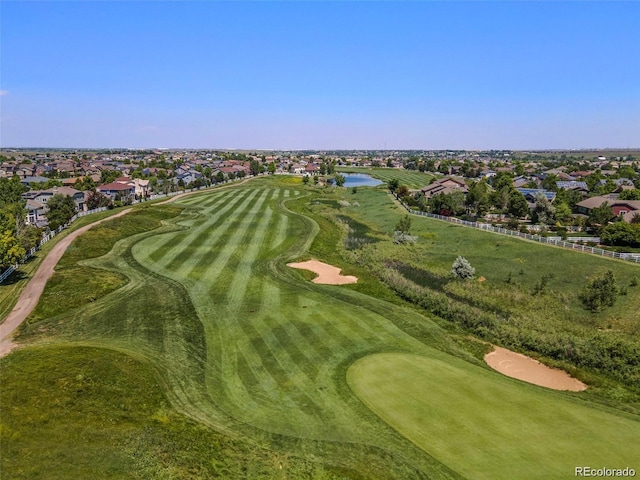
(3, 177, 639, 478)
(337, 166, 435, 189)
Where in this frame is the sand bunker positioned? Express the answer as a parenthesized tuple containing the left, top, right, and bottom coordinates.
(287, 260, 358, 285)
(485, 346, 586, 392)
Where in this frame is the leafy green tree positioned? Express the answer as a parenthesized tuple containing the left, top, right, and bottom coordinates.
(554, 202, 572, 224)
(302, 175, 310, 185)
(601, 223, 640, 247)
(267, 162, 276, 175)
(451, 256, 475, 280)
(100, 169, 119, 185)
(587, 202, 615, 235)
(334, 174, 346, 187)
(618, 189, 640, 200)
(531, 193, 556, 225)
(215, 171, 225, 183)
(579, 270, 618, 312)
(395, 215, 411, 234)
(0, 177, 27, 207)
(388, 178, 399, 193)
(465, 180, 490, 217)
(507, 190, 529, 218)
(45, 194, 76, 230)
(0, 208, 26, 269)
(249, 160, 261, 176)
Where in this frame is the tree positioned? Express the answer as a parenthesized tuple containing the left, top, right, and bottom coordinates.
(267, 162, 276, 175)
(388, 178, 399, 193)
(531, 193, 556, 225)
(395, 215, 411, 234)
(215, 171, 225, 183)
(249, 160, 261, 176)
(579, 270, 618, 312)
(0, 208, 25, 270)
(0, 177, 28, 206)
(100, 169, 119, 185)
(465, 180, 490, 217)
(587, 202, 615, 235)
(507, 190, 529, 218)
(46, 194, 76, 230)
(302, 175, 310, 185)
(619, 189, 640, 201)
(86, 190, 112, 210)
(601, 222, 640, 247)
(554, 201, 572, 224)
(451, 256, 475, 280)
(334, 173, 346, 187)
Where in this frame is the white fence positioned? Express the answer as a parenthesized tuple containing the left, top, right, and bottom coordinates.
(395, 195, 640, 264)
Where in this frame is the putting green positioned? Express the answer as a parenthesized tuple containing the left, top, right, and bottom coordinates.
(348, 353, 640, 480)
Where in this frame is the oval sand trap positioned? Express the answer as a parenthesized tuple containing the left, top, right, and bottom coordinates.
(485, 346, 586, 391)
(287, 260, 357, 285)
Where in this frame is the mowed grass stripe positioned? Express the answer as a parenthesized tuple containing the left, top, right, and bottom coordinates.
(145, 189, 251, 265)
(166, 189, 262, 280)
(269, 213, 289, 252)
(195, 188, 272, 293)
(224, 203, 274, 315)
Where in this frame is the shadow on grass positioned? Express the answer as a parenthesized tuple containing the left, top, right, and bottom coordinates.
(0, 269, 28, 286)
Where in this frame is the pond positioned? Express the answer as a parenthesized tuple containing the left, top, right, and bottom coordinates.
(341, 173, 384, 187)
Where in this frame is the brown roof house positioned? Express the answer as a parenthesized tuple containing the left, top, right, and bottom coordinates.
(420, 177, 469, 199)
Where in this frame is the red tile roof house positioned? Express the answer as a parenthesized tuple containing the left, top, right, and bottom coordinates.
(98, 182, 136, 201)
(576, 196, 640, 222)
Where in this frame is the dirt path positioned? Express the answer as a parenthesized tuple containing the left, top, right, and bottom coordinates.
(485, 346, 586, 391)
(0, 209, 132, 357)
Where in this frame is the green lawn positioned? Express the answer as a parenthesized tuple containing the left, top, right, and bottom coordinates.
(348, 353, 640, 480)
(3, 177, 639, 479)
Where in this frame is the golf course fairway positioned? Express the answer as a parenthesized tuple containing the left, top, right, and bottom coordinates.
(347, 352, 640, 480)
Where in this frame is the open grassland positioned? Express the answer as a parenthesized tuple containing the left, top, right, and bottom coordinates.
(337, 166, 435, 189)
(2, 177, 639, 478)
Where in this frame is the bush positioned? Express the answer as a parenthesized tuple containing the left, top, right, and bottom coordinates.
(579, 270, 618, 312)
(451, 256, 475, 280)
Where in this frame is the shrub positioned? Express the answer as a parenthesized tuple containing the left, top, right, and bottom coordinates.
(579, 270, 618, 312)
(451, 256, 475, 280)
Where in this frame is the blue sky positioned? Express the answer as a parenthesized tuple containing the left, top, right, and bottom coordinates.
(1, 1, 638, 150)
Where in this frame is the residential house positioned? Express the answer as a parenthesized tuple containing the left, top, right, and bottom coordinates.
(98, 182, 135, 202)
(516, 188, 557, 204)
(420, 177, 469, 199)
(25, 199, 48, 227)
(23, 187, 87, 212)
(576, 196, 640, 222)
(556, 181, 589, 194)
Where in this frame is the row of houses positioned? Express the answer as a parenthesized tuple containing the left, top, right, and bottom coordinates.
(21, 177, 149, 228)
(415, 177, 640, 223)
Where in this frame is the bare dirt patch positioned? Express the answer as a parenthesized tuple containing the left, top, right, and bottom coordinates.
(485, 346, 586, 392)
(287, 260, 358, 285)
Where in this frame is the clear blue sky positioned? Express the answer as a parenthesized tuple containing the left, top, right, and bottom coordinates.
(1, 1, 638, 150)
